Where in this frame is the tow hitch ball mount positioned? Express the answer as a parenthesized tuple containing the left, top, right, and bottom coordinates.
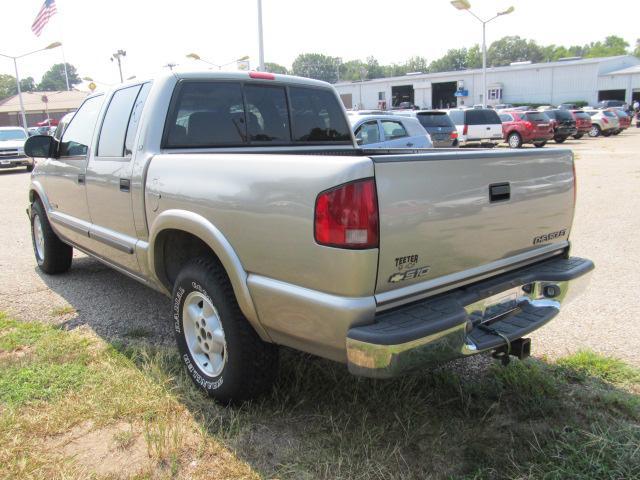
(492, 337, 531, 366)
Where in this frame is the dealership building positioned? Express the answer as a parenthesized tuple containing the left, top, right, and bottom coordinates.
(0, 90, 88, 127)
(334, 55, 640, 110)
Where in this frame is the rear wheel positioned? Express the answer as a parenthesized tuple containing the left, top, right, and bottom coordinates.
(533, 141, 547, 148)
(573, 133, 584, 139)
(507, 132, 522, 148)
(30, 200, 73, 274)
(612, 130, 621, 135)
(172, 257, 279, 404)
(602, 130, 612, 137)
(554, 135, 567, 143)
(588, 125, 601, 137)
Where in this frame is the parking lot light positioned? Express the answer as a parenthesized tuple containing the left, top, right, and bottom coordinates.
(186, 53, 251, 71)
(450, 2, 514, 107)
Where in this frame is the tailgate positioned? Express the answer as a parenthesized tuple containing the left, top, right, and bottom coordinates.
(372, 149, 575, 298)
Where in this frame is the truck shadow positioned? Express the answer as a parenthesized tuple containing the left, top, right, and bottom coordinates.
(37, 256, 639, 479)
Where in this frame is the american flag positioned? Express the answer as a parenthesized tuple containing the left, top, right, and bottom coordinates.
(31, 0, 57, 37)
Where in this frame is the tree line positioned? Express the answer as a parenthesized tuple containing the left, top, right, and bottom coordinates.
(0, 63, 81, 100)
(267, 35, 640, 84)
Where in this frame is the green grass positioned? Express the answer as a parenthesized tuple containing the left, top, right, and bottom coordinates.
(1, 313, 639, 479)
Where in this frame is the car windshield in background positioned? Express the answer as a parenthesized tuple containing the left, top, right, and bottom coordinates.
(416, 112, 453, 128)
(525, 112, 549, 122)
(0, 130, 27, 141)
(466, 109, 501, 125)
(164, 82, 351, 147)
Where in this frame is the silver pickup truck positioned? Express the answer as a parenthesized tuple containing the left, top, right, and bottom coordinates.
(24, 71, 594, 403)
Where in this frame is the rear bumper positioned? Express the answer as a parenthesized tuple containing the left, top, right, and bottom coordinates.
(346, 256, 594, 378)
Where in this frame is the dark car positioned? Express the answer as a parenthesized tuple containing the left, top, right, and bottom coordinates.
(609, 109, 631, 134)
(542, 109, 578, 143)
(396, 110, 459, 148)
(597, 99, 626, 109)
(570, 110, 592, 139)
(499, 110, 554, 148)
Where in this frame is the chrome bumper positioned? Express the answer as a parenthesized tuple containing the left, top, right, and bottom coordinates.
(346, 256, 594, 378)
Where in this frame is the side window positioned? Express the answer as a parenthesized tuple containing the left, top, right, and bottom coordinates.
(244, 85, 290, 143)
(97, 85, 141, 157)
(124, 83, 152, 155)
(59, 95, 104, 157)
(165, 82, 246, 147)
(289, 86, 351, 142)
(355, 121, 380, 145)
(381, 120, 408, 140)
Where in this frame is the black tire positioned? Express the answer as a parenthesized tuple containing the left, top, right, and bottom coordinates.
(172, 257, 278, 404)
(533, 141, 547, 148)
(554, 135, 567, 143)
(30, 199, 73, 274)
(26, 164, 34, 172)
(602, 130, 612, 137)
(573, 134, 584, 140)
(612, 130, 621, 135)
(588, 125, 601, 137)
(507, 132, 522, 148)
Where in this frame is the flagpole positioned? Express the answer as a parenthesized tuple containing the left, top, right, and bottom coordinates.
(54, 0, 70, 90)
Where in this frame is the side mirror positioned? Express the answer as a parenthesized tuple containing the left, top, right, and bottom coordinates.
(24, 135, 56, 158)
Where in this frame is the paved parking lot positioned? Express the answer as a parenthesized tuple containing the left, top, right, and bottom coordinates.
(1, 130, 639, 366)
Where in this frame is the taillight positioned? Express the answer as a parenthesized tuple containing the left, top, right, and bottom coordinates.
(450, 131, 458, 139)
(603, 118, 609, 124)
(462, 124, 468, 135)
(524, 121, 534, 130)
(314, 179, 379, 249)
(249, 72, 275, 80)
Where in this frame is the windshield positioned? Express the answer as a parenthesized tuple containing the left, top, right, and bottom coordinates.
(0, 129, 27, 141)
(552, 110, 573, 121)
(416, 112, 453, 128)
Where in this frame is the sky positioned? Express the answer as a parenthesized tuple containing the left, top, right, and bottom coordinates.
(1, 0, 639, 92)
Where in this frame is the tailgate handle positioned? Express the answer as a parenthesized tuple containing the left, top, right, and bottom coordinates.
(489, 183, 510, 202)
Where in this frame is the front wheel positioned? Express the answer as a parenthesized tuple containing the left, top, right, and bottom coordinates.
(30, 200, 73, 274)
(588, 125, 601, 137)
(533, 141, 547, 148)
(172, 257, 279, 404)
(507, 132, 522, 148)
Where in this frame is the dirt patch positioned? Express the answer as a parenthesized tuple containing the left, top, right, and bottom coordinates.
(0, 345, 33, 361)
(45, 421, 151, 478)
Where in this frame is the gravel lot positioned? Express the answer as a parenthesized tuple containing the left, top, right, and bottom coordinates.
(1, 129, 639, 365)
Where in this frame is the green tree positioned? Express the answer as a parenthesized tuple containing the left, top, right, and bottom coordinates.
(264, 62, 288, 74)
(634, 39, 640, 57)
(0, 74, 17, 99)
(37, 63, 81, 91)
(364, 56, 386, 80)
(583, 35, 629, 58)
(487, 36, 544, 66)
(291, 53, 340, 83)
(20, 77, 35, 92)
(404, 56, 429, 73)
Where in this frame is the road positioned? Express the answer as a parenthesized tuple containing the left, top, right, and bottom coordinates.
(1, 129, 639, 365)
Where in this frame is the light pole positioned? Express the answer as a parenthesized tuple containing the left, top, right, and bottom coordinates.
(186, 53, 250, 70)
(110, 49, 126, 83)
(451, 1, 514, 107)
(0, 42, 62, 129)
(257, 0, 265, 71)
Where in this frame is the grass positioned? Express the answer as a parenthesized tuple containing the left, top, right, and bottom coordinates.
(1, 312, 639, 479)
(50, 305, 76, 317)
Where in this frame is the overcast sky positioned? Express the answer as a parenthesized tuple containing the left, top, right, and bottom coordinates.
(1, 0, 639, 91)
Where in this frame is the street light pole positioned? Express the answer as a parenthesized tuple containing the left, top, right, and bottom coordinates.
(450, 1, 514, 107)
(111, 50, 126, 83)
(0, 42, 63, 129)
(186, 53, 250, 71)
(257, 0, 265, 71)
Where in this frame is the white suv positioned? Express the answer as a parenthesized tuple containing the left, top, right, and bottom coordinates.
(444, 108, 503, 147)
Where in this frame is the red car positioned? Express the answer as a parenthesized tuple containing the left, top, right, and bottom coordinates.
(570, 110, 592, 139)
(499, 110, 554, 148)
(609, 109, 631, 134)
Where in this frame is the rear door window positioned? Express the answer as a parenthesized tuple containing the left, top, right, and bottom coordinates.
(59, 95, 104, 157)
(289, 86, 351, 143)
(381, 120, 408, 139)
(416, 112, 453, 128)
(98, 85, 142, 157)
(124, 83, 152, 155)
(354, 121, 380, 145)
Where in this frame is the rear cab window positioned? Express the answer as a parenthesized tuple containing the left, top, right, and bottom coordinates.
(164, 81, 351, 148)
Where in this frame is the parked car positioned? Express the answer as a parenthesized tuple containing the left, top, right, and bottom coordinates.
(569, 110, 592, 139)
(351, 115, 432, 149)
(394, 110, 458, 148)
(493, 103, 514, 110)
(558, 103, 582, 110)
(597, 99, 626, 109)
(0, 126, 32, 171)
(540, 109, 578, 143)
(445, 108, 503, 147)
(583, 109, 617, 137)
(498, 110, 554, 148)
(24, 71, 593, 402)
(609, 109, 631, 134)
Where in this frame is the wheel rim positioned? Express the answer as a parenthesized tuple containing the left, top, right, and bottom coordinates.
(33, 214, 45, 261)
(590, 126, 598, 136)
(182, 291, 226, 377)
(509, 134, 520, 148)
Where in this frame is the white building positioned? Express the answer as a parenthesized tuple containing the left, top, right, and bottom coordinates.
(334, 55, 640, 110)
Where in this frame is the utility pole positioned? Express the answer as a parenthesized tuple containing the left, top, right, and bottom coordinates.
(110, 50, 126, 83)
(257, 0, 265, 71)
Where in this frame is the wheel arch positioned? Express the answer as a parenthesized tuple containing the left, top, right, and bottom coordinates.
(147, 209, 270, 341)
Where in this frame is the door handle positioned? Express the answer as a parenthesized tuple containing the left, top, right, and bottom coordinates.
(406, 142, 414, 147)
(119, 178, 131, 192)
(77, 174, 85, 184)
